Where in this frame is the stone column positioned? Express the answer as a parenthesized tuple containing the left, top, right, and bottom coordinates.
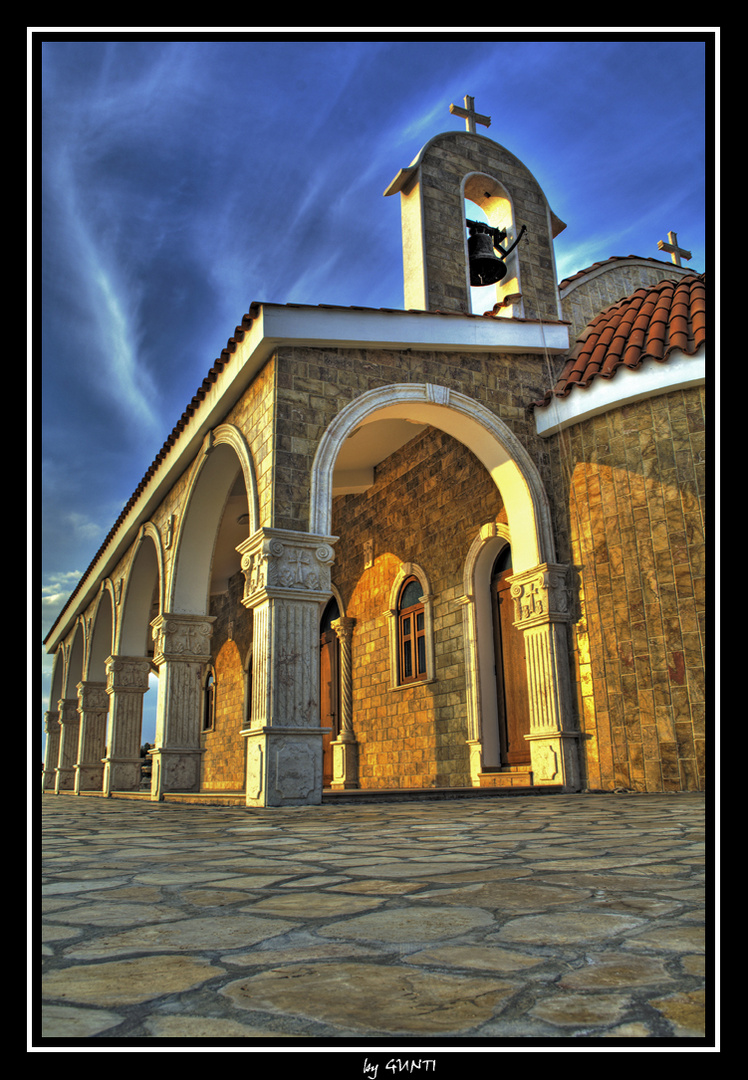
(509, 563, 581, 790)
(75, 681, 109, 793)
(149, 614, 215, 800)
(103, 656, 151, 795)
(42, 710, 60, 792)
(237, 527, 337, 807)
(330, 616, 358, 789)
(54, 699, 80, 792)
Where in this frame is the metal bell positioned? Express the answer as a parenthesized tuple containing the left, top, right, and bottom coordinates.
(468, 227, 507, 287)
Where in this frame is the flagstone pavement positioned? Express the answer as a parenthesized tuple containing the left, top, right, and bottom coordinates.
(38, 790, 711, 1047)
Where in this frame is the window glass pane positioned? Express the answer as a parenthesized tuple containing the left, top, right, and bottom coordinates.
(417, 634, 426, 675)
(402, 639, 413, 678)
(402, 616, 411, 637)
(416, 612, 424, 632)
(400, 579, 422, 609)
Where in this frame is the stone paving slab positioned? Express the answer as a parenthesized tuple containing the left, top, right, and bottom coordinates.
(35, 792, 712, 1048)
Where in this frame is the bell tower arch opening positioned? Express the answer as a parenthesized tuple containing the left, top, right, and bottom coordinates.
(463, 172, 523, 318)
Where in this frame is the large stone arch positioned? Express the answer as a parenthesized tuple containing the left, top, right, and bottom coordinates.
(148, 424, 259, 799)
(311, 383, 580, 790)
(54, 619, 86, 791)
(72, 583, 117, 794)
(88, 581, 116, 682)
(117, 522, 164, 657)
(101, 525, 163, 796)
(42, 652, 65, 791)
(310, 382, 556, 573)
(169, 424, 259, 615)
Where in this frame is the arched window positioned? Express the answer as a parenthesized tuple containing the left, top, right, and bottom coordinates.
(203, 667, 216, 731)
(397, 576, 427, 684)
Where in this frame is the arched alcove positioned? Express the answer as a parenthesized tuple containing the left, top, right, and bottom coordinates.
(311, 383, 555, 573)
(118, 526, 162, 657)
(463, 171, 522, 317)
(65, 621, 86, 696)
(88, 584, 115, 681)
(170, 426, 258, 615)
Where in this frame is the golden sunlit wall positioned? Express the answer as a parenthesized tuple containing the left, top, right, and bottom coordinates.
(332, 425, 505, 790)
(550, 386, 706, 792)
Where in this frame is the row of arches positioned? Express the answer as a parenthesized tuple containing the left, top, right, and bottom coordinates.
(44, 383, 577, 802)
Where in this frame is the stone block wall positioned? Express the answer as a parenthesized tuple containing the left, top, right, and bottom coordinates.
(273, 343, 551, 535)
(548, 386, 706, 791)
(332, 425, 505, 789)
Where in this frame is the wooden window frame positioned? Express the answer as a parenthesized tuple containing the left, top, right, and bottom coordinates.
(397, 577, 427, 684)
(386, 564, 435, 689)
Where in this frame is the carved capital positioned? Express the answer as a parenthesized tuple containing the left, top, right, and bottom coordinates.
(238, 528, 337, 607)
(57, 699, 80, 724)
(77, 681, 109, 712)
(150, 614, 215, 664)
(331, 616, 356, 643)
(508, 563, 572, 627)
(106, 656, 152, 694)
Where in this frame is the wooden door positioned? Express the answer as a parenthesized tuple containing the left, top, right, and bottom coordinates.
(491, 550, 531, 767)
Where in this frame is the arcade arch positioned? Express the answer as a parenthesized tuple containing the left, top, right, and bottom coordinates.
(149, 424, 259, 799)
(311, 383, 556, 571)
(310, 383, 578, 790)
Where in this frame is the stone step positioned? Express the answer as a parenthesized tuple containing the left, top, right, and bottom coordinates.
(162, 791, 247, 807)
(322, 784, 562, 804)
(478, 768, 534, 788)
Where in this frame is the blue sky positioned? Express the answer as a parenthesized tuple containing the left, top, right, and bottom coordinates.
(37, 32, 712, 729)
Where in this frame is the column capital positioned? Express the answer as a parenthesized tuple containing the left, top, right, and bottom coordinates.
(237, 527, 338, 608)
(331, 615, 356, 642)
(508, 562, 572, 627)
(105, 656, 152, 694)
(150, 614, 215, 664)
(77, 681, 109, 711)
(57, 698, 80, 722)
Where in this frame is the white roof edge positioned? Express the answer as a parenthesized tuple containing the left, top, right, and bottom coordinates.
(261, 303, 570, 354)
(534, 346, 706, 438)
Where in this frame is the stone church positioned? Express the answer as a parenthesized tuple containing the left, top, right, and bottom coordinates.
(42, 98, 706, 807)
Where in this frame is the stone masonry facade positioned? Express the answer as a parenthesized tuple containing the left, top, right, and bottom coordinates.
(546, 385, 706, 792)
(46, 335, 704, 797)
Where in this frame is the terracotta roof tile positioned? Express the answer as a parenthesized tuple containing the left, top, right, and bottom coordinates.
(532, 273, 705, 410)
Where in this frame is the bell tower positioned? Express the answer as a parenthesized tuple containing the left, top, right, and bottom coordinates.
(384, 97, 567, 321)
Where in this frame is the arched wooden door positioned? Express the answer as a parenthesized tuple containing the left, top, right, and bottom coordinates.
(319, 598, 341, 786)
(491, 547, 531, 767)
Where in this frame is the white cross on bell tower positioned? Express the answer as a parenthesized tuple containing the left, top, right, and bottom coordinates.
(449, 95, 491, 134)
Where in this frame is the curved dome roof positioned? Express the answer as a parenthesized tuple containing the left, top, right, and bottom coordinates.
(533, 272, 705, 408)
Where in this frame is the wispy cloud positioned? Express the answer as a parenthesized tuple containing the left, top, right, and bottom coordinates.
(42, 568, 86, 610)
(45, 142, 162, 440)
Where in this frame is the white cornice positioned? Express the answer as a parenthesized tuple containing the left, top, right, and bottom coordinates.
(534, 345, 705, 438)
(261, 304, 570, 354)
